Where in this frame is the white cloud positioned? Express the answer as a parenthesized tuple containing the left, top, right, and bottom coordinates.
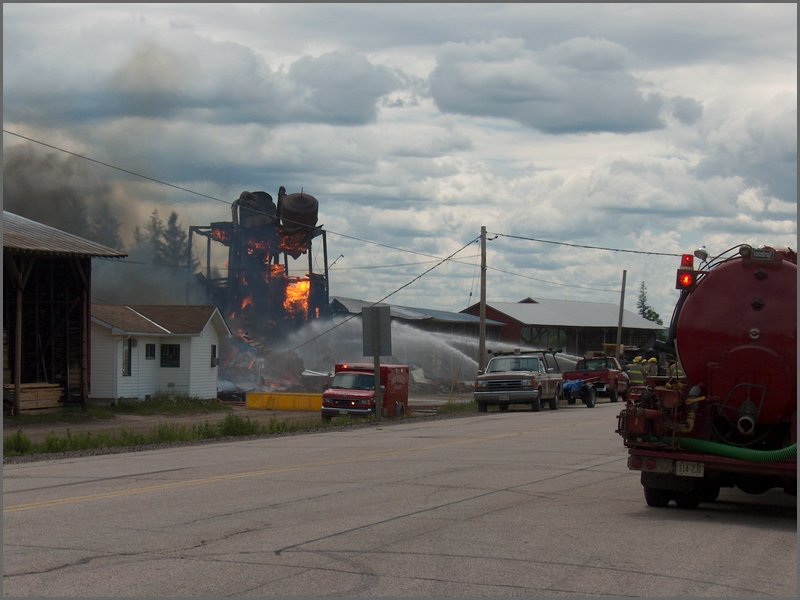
(2, 2, 796, 325)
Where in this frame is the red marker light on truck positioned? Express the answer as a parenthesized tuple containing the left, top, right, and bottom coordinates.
(676, 270, 697, 290)
(680, 254, 694, 269)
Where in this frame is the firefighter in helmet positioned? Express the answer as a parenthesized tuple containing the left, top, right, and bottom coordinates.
(645, 356, 659, 378)
(626, 356, 645, 386)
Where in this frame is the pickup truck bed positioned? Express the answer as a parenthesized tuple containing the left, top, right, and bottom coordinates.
(561, 355, 630, 403)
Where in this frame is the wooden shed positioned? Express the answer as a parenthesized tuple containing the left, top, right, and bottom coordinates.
(2, 211, 127, 414)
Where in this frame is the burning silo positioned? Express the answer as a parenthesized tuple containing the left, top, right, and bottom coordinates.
(188, 186, 331, 384)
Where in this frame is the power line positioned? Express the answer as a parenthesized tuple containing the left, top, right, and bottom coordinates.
(3, 129, 480, 269)
(484, 264, 618, 292)
(286, 236, 480, 353)
(7, 130, 679, 295)
(3, 129, 230, 206)
(490, 231, 683, 257)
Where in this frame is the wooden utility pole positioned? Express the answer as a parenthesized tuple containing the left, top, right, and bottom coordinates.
(615, 270, 627, 359)
(478, 226, 487, 372)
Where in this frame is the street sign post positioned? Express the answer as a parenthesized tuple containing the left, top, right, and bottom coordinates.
(362, 305, 392, 417)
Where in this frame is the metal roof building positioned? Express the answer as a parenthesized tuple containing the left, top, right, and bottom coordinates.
(3, 211, 127, 413)
(462, 297, 666, 356)
(330, 296, 504, 337)
(3, 211, 127, 257)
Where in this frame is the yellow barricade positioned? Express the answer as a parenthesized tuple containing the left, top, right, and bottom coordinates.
(246, 392, 322, 412)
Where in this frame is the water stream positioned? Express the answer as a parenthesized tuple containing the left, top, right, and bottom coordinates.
(221, 316, 580, 392)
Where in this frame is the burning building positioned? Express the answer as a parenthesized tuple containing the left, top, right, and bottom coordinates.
(188, 186, 331, 391)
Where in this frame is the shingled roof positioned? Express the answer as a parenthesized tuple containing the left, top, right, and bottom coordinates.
(3, 211, 127, 258)
(92, 305, 232, 337)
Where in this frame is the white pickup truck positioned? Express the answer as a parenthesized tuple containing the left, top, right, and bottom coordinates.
(473, 349, 563, 412)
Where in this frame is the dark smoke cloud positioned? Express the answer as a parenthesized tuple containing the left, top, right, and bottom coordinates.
(3, 144, 209, 307)
(2, 145, 108, 237)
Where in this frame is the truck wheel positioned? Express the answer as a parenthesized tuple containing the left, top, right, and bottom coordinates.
(548, 396, 558, 410)
(567, 396, 576, 406)
(499, 404, 508, 411)
(674, 491, 701, 509)
(478, 402, 488, 413)
(609, 386, 618, 403)
(699, 481, 721, 503)
(644, 486, 671, 507)
(532, 396, 541, 412)
(582, 386, 597, 408)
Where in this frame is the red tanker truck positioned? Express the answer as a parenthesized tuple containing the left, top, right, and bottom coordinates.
(616, 244, 797, 508)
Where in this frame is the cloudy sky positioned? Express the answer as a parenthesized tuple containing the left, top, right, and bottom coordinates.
(3, 3, 797, 323)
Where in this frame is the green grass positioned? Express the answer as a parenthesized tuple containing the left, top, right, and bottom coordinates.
(436, 399, 479, 415)
(3, 413, 332, 457)
(3, 396, 478, 458)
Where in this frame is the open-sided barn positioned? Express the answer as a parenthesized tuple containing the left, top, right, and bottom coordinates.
(3, 211, 126, 413)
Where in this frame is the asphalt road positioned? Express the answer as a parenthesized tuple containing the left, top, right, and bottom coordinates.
(3, 401, 796, 598)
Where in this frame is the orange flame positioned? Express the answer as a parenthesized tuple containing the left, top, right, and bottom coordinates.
(241, 295, 254, 311)
(211, 228, 230, 243)
(284, 278, 310, 318)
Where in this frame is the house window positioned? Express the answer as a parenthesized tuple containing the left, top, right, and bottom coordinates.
(145, 343, 156, 360)
(122, 338, 132, 376)
(161, 344, 180, 368)
(211, 344, 218, 367)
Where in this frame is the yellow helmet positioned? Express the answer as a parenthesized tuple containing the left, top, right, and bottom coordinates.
(648, 357, 658, 363)
(633, 356, 643, 363)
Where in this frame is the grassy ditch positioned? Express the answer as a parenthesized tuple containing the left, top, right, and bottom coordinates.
(3, 395, 480, 458)
(3, 413, 332, 457)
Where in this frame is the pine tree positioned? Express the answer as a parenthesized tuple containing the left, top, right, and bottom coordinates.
(87, 201, 124, 250)
(145, 210, 166, 264)
(159, 211, 199, 270)
(636, 281, 663, 325)
(132, 225, 146, 246)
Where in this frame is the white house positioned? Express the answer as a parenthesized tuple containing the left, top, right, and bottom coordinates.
(90, 304, 232, 402)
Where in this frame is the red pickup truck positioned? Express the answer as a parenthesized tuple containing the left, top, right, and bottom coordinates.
(561, 354, 630, 403)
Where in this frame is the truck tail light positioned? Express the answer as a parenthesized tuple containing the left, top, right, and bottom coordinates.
(676, 270, 697, 290)
(676, 253, 697, 290)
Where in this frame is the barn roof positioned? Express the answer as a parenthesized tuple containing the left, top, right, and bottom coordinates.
(463, 299, 665, 330)
(331, 297, 504, 326)
(92, 305, 232, 337)
(2, 211, 127, 258)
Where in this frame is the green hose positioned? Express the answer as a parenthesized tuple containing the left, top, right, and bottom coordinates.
(668, 437, 797, 463)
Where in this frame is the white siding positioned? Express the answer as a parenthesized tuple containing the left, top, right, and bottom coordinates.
(90, 309, 229, 402)
(89, 324, 116, 400)
(116, 337, 140, 399)
(188, 324, 221, 399)
(157, 338, 191, 396)
(137, 338, 161, 399)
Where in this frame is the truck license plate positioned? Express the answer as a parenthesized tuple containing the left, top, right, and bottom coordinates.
(499, 395, 509, 402)
(676, 461, 704, 477)
(339, 409, 348, 415)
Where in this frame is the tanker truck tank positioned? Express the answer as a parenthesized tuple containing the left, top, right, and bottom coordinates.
(674, 244, 796, 437)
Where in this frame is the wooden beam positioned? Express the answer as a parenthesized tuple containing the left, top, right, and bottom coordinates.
(5, 253, 35, 415)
